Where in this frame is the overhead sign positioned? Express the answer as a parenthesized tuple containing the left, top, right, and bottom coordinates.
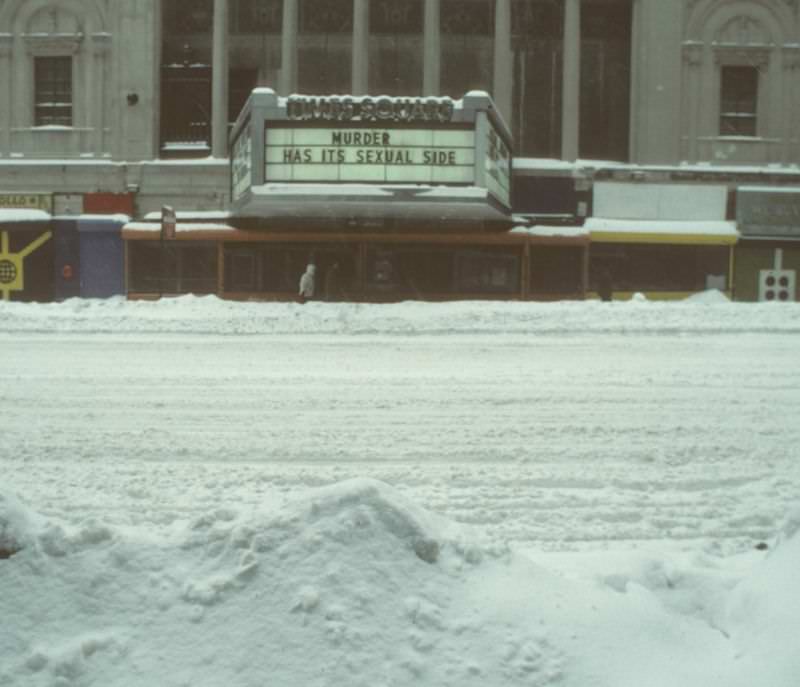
(0, 229, 52, 301)
(485, 125, 511, 207)
(161, 205, 176, 240)
(738, 188, 800, 238)
(265, 127, 475, 184)
(231, 121, 252, 202)
(0, 194, 53, 212)
(286, 95, 455, 124)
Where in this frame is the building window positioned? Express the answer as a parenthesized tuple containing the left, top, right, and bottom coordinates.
(34, 57, 72, 126)
(579, 0, 632, 161)
(511, 0, 563, 157)
(720, 65, 758, 137)
(441, 0, 494, 100)
(298, 0, 353, 93)
(369, 0, 424, 96)
(128, 242, 218, 294)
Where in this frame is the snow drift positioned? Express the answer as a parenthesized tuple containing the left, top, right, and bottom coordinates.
(2, 481, 797, 687)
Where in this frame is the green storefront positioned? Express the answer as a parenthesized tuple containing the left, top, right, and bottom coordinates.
(734, 187, 800, 302)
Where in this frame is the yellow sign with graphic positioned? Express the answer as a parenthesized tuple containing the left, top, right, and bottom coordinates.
(0, 194, 53, 212)
(0, 230, 53, 300)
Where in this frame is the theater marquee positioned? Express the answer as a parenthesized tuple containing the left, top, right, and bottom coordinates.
(229, 89, 513, 226)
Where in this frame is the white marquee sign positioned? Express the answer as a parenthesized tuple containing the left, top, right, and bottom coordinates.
(265, 127, 476, 184)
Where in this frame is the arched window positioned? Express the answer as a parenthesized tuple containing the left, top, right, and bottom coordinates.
(682, 0, 794, 165)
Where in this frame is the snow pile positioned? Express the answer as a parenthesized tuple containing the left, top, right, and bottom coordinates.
(684, 288, 730, 304)
(0, 492, 36, 558)
(2, 480, 798, 686)
(1, 294, 799, 336)
(723, 508, 800, 685)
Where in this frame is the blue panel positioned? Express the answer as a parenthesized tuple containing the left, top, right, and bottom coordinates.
(79, 228, 125, 298)
(53, 220, 81, 301)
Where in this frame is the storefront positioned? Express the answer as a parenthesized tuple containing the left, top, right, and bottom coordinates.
(585, 182, 738, 299)
(0, 193, 129, 302)
(0, 195, 54, 302)
(734, 187, 800, 302)
(123, 220, 542, 301)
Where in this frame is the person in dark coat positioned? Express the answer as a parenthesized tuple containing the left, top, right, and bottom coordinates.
(597, 268, 613, 302)
(324, 262, 341, 302)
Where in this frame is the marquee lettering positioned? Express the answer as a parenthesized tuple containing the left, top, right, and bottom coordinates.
(287, 96, 455, 124)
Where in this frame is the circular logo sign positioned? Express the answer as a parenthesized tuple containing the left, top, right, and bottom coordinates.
(0, 259, 17, 284)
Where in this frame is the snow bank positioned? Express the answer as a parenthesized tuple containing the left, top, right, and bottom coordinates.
(1, 295, 798, 337)
(0, 492, 37, 557)
(723, 507, 800, 685)
(3, 480, 797, 686)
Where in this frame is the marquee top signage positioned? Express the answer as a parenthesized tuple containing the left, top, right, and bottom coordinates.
(286, 95, 456, 124)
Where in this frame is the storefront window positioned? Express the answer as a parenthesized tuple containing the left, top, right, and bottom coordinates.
(511, 0, 563, 157)
(128, 242, 217, 294)
(298, 0, 353, 93)
(590, 244, 729, 293)
(529, 246, 583, 294)
(366, 245, 455, 296)
(440, 0, 494, 100)
(368, 0, 424, 96)
(223, 243, 357, 299)
(580, 0, 632, 161)
(455, 248, 520, 294)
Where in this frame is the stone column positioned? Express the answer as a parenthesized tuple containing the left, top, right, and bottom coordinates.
(493, 0, 512, 122)
(352, 0, 369, 94)
(280, 0, 299, 95)
(0, 34, 12, 155)
(423, 0, 440, 95)
(91, 34, 111, 156)
(561, 0, 581, 161)
(211, 0, 229, 158)
(628, 0, 642, 163)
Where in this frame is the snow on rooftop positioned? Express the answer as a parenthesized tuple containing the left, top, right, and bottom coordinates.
(143, 210, 232, 221)
(510, 224, 588, 238)
(123, 221, 234, 233)
(57, 214, 130, 223)
(0, 208, 51, 222)
(585, 218, 738, 237)
(738, 185, 800, 194)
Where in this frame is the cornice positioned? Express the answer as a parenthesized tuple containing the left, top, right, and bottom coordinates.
(23, 32, 83, 55)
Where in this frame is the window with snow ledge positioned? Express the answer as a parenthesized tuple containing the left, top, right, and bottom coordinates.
(34, 56, 73, 127)
(719, 65, 758, 137)
(441, 0, 494, 102)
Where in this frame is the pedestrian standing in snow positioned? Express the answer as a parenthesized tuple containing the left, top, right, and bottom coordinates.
(597, 268, 613, 302)
(298, 264, 315, 304)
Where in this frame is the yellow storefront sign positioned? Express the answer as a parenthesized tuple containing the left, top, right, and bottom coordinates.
(0, 194, 53, 212)
(0, 230, 53, 300)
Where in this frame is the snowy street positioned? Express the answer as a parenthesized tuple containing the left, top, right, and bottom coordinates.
(2, 296, 800, 686)
(3, 299, 799, 549)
